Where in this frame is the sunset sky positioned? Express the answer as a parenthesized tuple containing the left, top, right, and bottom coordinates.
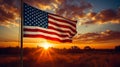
(0, 0, 120, 49)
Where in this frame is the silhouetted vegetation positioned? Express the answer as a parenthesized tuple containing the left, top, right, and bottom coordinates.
(0, 46, 120, 67)
(84, 46, 92, 50)
(0, 47, 20, 56)
(115, 45, 120, 52)
(68, 46, 81, 53)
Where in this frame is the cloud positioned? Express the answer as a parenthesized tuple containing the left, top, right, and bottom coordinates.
(0, 0, 20, 27)
(81, 8, 120, 24)
(55, 0, 92, 19)
(24, 0, 60, 12)
(73, 30, 120, 42)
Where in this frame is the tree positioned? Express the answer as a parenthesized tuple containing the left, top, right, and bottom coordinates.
(115, 45, 120, 52)
(84, 46, 92, 50)
(68, 46, 81, 53)
(70, 46, 80, 50)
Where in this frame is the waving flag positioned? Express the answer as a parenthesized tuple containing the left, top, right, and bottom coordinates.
(23, 3, 77, 42)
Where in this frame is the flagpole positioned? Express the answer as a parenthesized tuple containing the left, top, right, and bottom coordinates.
(20, 0, 23, 67)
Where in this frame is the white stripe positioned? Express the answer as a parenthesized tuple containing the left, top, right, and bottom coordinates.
(49, 23, 75, 34)
(49, 18, 76, 30)
(24, 32, 71, 41)
(24, 26, 74, 37)
(49, 14, 76, 25)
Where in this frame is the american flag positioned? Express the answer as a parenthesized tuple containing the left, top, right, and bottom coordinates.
(23, 3, 77, 42)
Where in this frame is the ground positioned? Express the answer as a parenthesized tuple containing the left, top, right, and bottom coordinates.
(0, 48, 120, 67)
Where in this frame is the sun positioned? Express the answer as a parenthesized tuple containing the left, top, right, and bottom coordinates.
(43, 44, 50, 49)
(42, 42, 51, 50)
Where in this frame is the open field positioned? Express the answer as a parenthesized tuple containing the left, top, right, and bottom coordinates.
(0, 48, 120, 67)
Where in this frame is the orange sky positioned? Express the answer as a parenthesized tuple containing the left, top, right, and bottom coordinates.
(1, 38, 120, 49)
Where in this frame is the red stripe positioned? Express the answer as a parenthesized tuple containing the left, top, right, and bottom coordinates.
(24, 34, 72, 42)
(48, 15, 76, 27)
(49, 21, 76, 32)
(24, 28, 70, 37)
(48, 26, 76, 36)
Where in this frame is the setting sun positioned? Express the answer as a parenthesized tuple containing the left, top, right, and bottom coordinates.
(41, 42, 51, 50)
(43, 44, 50, 49)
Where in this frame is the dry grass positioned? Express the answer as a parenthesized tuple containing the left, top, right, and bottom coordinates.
(0, 48, 120, 67)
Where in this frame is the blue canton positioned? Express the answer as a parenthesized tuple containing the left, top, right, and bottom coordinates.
(23, 3, 48, 28)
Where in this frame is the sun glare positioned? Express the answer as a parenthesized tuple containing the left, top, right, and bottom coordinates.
(42, 43, 51, 50)
(43, 44, 50, 49)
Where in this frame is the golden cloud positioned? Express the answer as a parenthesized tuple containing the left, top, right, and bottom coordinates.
(81, 8, 120, 25)
(0, 0, 20, 27)
(73, 30, 120, 42)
